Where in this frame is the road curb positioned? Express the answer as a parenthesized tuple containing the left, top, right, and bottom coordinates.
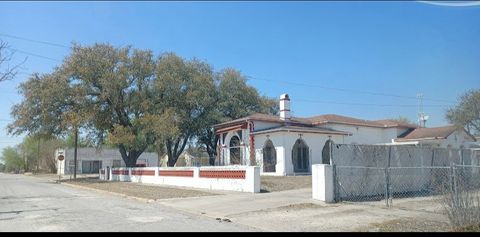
(59, 181, 156, 203)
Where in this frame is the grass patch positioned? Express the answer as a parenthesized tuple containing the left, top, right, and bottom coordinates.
(261, 175, 311, 192)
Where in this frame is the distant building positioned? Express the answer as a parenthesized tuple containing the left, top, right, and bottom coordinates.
(393, 125, 477, 148)
(55, 148, 159, 175)
(213, 93, 476, 176)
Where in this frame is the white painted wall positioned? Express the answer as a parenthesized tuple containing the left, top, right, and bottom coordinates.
(253, 131, 346, 175)
(325, 124, 405, 145)
(312, 164, 334, 203)
(102, 166, 260, 193)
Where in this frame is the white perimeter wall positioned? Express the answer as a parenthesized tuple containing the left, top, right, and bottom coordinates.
(101, 166, 260, 193)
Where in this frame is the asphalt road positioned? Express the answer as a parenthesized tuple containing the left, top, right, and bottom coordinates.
(0, 173, 255, 232)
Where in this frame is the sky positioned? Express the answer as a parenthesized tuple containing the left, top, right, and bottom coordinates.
(0, 1, 479, 152)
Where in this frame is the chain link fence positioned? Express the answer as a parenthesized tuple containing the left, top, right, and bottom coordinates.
(333, 164, 480, 208)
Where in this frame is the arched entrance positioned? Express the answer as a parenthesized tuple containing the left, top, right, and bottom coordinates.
(263, 139, 277, 172)
(322, 139, 334, 164)
(292, 138, 309, 172)
(229, 136, 241, 165)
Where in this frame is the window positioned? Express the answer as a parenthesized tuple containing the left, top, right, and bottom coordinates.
(229, 136, 241, 165)
(322, 139, 334, 164)
(292, 139, 309, 172)
(263, 139, 277, 172)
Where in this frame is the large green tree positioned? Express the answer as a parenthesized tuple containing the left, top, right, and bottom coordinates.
(154, 53, 217, 166)
(196, 68, 278, 165)
(0, 147, 24, 173)
(9, 43, 276, 167)
(20, 134, 63, 173)
(446, 89, 480, 136)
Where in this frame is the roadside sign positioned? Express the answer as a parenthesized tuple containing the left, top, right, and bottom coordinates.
(58, 155, 65, 161)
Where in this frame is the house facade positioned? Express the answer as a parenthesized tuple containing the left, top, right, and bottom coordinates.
(56, 148, 159, 175)
(213, 94, 476, 176)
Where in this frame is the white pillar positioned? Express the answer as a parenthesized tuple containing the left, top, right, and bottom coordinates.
(245, 166, 260, 193)
(312, 164, 335, 203)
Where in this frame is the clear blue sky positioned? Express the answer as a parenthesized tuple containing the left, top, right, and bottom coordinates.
(0, 1, 479, 151)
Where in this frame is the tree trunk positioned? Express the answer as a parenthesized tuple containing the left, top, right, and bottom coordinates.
(205, 134, 218, 166)
(166, 135, 190, 167)
(118, 144, 143, 167)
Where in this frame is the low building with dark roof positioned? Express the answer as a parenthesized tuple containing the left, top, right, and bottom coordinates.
(392, 125, 476, 148)
(55, 147, 159, 175)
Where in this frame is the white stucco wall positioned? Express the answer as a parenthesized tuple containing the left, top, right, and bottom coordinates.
(325, 124, 402, 145)
(253, 131, 346, 175)
(102, 166, 260, 193)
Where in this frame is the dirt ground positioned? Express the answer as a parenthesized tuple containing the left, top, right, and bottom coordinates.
(64, 177, 219, 200)
(260, 175, 311, 192)
(363, 218, 452, 232)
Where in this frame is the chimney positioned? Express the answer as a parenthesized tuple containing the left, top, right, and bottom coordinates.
(280, 93, 291, 121)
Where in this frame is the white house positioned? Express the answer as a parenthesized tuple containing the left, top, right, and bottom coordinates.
(213, 93, 476, 176)
(56, 148, 159, 175)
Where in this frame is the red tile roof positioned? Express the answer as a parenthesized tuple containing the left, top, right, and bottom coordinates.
(214, 113, 418, 129)
(396, 125, 458, 140)
(251, 125, 352, 136)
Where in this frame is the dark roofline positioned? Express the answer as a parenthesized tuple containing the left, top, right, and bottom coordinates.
(251, 125, 352, 136)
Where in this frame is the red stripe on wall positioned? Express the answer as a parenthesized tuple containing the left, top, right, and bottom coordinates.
(159, 170, 194, 177)
(199, 170, 246, 179)
(131, 170, 155, 176)
(112, 170, 129, 175)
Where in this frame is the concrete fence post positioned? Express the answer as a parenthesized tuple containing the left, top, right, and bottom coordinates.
(312, 164, 335, 203)
(193, 167, 200, 179)
(245, 166, 260, 193)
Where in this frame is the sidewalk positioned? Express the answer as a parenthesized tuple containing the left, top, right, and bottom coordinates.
(156, 187, 450, 232)
(26, 173, 452, 231)
(157, 188, 313, 218)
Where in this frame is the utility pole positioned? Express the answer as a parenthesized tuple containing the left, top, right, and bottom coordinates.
(416, 92, 429, 128)
(36, 137, 40, 173)
(74, 127, 78, 179)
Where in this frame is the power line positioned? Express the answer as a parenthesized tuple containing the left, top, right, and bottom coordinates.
(295, 98, 449, 107)
(9, 48, 62, 62)
(246, 75, 456, 104)
(0, 33, 70, 49)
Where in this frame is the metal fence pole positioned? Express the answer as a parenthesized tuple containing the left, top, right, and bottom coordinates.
(449, 163, 456, 208)
(332, 164, 338, 203)
(384, 167, 390, 208)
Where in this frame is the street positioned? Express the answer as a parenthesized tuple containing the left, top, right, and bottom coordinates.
(0, 173, 255, 232)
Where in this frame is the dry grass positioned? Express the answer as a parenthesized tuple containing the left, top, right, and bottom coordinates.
(260, 175, 311, 192)
(64, 177, 219, 200)
(365, 218, 451, 232)
(452, 223, 480, 232)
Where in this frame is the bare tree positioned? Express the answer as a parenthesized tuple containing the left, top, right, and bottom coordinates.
(0, 40, 25, 82)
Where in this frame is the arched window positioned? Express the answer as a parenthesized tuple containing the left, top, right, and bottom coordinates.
(263, 139, 277, 172)
(322, 139, 334, 164)
(229, 136, 241, 165)
(292, 139, 309, 172)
